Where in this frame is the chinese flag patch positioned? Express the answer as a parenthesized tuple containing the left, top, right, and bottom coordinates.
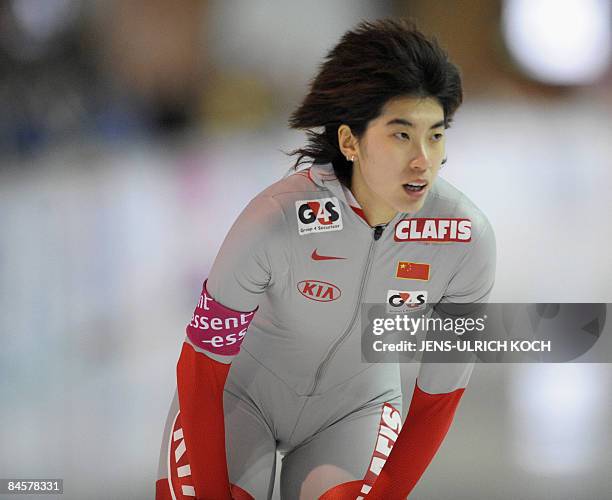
(395, 261, 430, 281)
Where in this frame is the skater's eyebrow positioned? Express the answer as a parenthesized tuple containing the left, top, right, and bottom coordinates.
(385, 118, 445, 129)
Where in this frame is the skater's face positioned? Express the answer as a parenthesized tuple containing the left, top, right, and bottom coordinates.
(339, 96, 447, 224)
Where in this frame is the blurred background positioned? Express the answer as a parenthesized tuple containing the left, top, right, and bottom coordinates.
(1, 0, 611, 499)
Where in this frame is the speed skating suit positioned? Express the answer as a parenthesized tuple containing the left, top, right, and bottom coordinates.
(155, 163, 496, 499)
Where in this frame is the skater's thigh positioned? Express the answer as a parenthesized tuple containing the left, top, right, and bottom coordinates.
(156, 388, 276, 499)
(224, 388, 278, 500)
(280, 396, 402, 500)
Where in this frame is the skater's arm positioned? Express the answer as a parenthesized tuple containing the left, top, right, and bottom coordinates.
(366, 219, 496, 499)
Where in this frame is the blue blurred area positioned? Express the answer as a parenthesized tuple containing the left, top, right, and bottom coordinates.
(1, 1, 611, 499)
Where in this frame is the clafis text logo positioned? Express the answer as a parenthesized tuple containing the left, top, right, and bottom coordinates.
(167, 412, 196, 498)
(356, 403, 403, 499)
(394, 218, 471, 242)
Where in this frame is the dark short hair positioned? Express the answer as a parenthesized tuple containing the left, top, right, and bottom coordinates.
(288, 18, 462, 187)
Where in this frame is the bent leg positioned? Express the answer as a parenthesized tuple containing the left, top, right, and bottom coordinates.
(224, 389, 277, 499)
(155, 389, 276, 499)
(280, 397, 402, 500)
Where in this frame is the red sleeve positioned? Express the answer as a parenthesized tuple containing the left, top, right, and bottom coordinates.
(170, 280, 256, 500)
(176, 343, 233, 500)
(365, 381, 465, 499)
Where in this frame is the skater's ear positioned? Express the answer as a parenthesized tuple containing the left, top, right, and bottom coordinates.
(338, 124, 359, 161)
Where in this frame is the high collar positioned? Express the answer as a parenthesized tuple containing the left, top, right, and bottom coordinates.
(309, 163, 379, 226)
(308, 163, 358, 209)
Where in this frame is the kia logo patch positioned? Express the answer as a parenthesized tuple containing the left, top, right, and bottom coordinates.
(297, 280, 341, 302)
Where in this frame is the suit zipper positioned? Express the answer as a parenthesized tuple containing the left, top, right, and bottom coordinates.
(307, 223, 386, 396)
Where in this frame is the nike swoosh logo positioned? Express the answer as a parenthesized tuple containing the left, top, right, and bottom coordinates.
(311, 249, 347, 261)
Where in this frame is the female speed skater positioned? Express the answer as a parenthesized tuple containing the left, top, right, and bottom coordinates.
(155, 18, 496, 500)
